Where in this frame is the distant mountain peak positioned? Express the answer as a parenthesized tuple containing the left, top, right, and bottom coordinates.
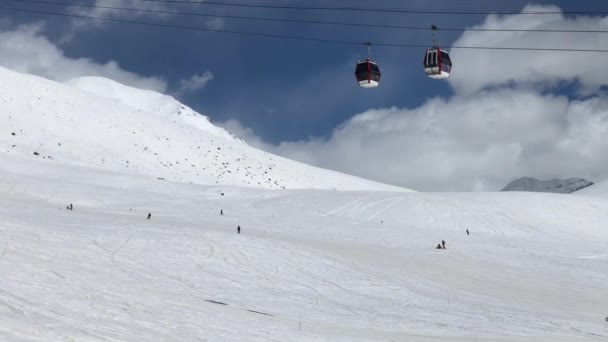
(501, 177, 593, 194)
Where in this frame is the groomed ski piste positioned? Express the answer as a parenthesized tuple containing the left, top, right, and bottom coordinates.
(0, 67, 607, 341)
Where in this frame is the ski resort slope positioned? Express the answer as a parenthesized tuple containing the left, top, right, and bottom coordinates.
(0, 153, 606, 342)
(0, 67, 404, 192)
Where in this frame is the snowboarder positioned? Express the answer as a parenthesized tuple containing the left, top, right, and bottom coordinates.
(466, 229, 470, 236)
(147, 213, 151, 220)
(435, 244, 442, 249)
(442, 240, 446, 249)
(237, 225, 241, 234)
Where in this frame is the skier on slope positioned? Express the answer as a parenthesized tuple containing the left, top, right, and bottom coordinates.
(147, 213, 151, 220)
(442, 240, 446, 249)
(237, 225, 241, 234)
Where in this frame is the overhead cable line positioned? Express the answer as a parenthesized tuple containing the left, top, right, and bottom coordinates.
(118, 0, 608, 16)
(4, 6, 608, 53)
(12, 0, 608, 33)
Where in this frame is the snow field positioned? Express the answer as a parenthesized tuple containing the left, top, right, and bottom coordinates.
(0, 154, 606, 341)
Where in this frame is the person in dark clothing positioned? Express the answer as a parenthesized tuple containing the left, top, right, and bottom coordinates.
(66, 203, 73, 210)
(220, 209, 223, 216)
(436, 244, 442, 249)
(442, 240, 446, 249)
(147, 213, 151, 220)
(466, 229, 470, 236)
(237, 225, 241, 234)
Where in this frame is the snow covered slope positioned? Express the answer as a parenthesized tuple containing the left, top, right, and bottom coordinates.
(65, 76, 235, 141)
(0, 67, 404, 191)
(0, 153, 607, 341)
(575, 179, 608, 198)
(501, 177, 593, 193)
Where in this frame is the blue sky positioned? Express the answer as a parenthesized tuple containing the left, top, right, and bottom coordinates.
(2, 0, 608, 191)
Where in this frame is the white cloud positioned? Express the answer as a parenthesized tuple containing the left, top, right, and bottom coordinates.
(70, 0, 173, 30)
(69, 0, 225, 32)
(0, 24, 167, 92)
(448, 4, 608, 95)
(176, 72, 214, 95)
(232, 89, 608, 191)
(205, 17, 225, 30)
(218, 119, 271, 150)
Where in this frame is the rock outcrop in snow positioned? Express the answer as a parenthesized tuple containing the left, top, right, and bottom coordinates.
(501, 177, 593, 194)
(0, 67, 406, 192)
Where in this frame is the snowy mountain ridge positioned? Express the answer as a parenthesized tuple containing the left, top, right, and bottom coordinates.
(65, 76, 236, 141)
(0, 67, 406, 192)
(500, 177, 593, 194)
(575, 178, 608, 197)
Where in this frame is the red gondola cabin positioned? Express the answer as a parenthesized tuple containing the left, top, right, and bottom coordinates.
(424, 47, 452, 79)
(355, 58, 381, 88)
